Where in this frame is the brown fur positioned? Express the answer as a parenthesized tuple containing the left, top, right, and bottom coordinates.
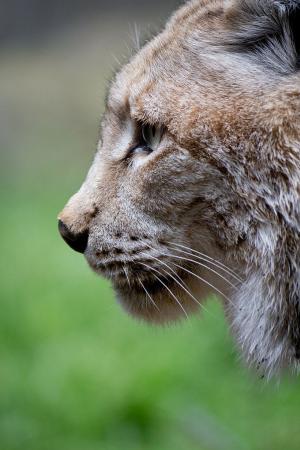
(59, 0, 300, 376)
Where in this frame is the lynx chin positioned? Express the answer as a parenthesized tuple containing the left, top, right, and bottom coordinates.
(58, 0, 300, 377)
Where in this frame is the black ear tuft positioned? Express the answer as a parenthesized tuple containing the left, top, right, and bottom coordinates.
(288, 3, 300, 68)
(225, 0, 300, 74)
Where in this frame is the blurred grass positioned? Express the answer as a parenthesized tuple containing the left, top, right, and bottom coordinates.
(1, 14, 300, 450)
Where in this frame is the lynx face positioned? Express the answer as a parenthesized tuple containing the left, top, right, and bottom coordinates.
(59, 0, 300, 376)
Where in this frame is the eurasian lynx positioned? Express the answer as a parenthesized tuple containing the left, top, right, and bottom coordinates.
(59, 0, 300, 376)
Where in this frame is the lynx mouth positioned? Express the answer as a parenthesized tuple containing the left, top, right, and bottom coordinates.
(87, 257, 187, 292)
(113, 267, 196, 323)
(86, 249, 205, 323)
(117, 270, 181, 295)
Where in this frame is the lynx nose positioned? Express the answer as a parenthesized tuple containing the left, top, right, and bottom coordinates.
(58, 220, 89, 254)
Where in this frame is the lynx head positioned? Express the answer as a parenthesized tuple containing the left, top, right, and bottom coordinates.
(59, 0, 300, 376)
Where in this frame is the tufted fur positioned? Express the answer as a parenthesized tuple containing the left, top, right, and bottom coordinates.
(59, 0, 300, 377)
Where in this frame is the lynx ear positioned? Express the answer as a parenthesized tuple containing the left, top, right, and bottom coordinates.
(224, 0, 300, 73)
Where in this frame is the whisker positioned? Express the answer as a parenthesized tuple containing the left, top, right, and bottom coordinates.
(140, 250, 190, 290)
(111, 53, 122, 67)
(140, 262, 189, 319)
(167, 241, 242, 282)
(123, 265, 131, 287)
(145, 244, 237, 289)
(148, 249, 238, 290)
(167, 244, 241, 285)
(141, 253, 210, 314)
(132, 22, 141, 51)
(170, 253, 238, 290)
(170, 260, 234, 305)
(137, 275, 160, 312)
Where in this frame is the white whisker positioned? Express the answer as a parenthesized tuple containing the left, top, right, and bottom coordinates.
(140, 250, 189, 290)
(140, 262, 189, 319)
(123, 265, 131, 287)
(133, 22, 141, 51)
(167, 241, 242, 282)
(149, 249, 238, 290)
(167, 244, 241, 285)
(171, 253, 237, 290)
(146, 254, 211, 315)
(111, 53, 122, 67)
(137, 275, 160, 312)
(170, 261, 234, 305)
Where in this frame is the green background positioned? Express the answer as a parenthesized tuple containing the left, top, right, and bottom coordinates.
(1, 10, 299, 450)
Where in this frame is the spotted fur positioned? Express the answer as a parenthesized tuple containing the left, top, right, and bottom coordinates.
(59, 0, 300, 376)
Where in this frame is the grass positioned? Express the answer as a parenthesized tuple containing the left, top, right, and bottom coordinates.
(1, 16, 300, 450)
(2, 186, 300, 450)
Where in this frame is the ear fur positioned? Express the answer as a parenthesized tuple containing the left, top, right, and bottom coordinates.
(225, 0, 300, 73)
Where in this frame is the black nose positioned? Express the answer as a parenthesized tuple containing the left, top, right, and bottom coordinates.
(58, 220, 89, 254)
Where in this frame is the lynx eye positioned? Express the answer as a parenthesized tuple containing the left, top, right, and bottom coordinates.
(128, 123, 163, 159)
(141, 124, 162, 151)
